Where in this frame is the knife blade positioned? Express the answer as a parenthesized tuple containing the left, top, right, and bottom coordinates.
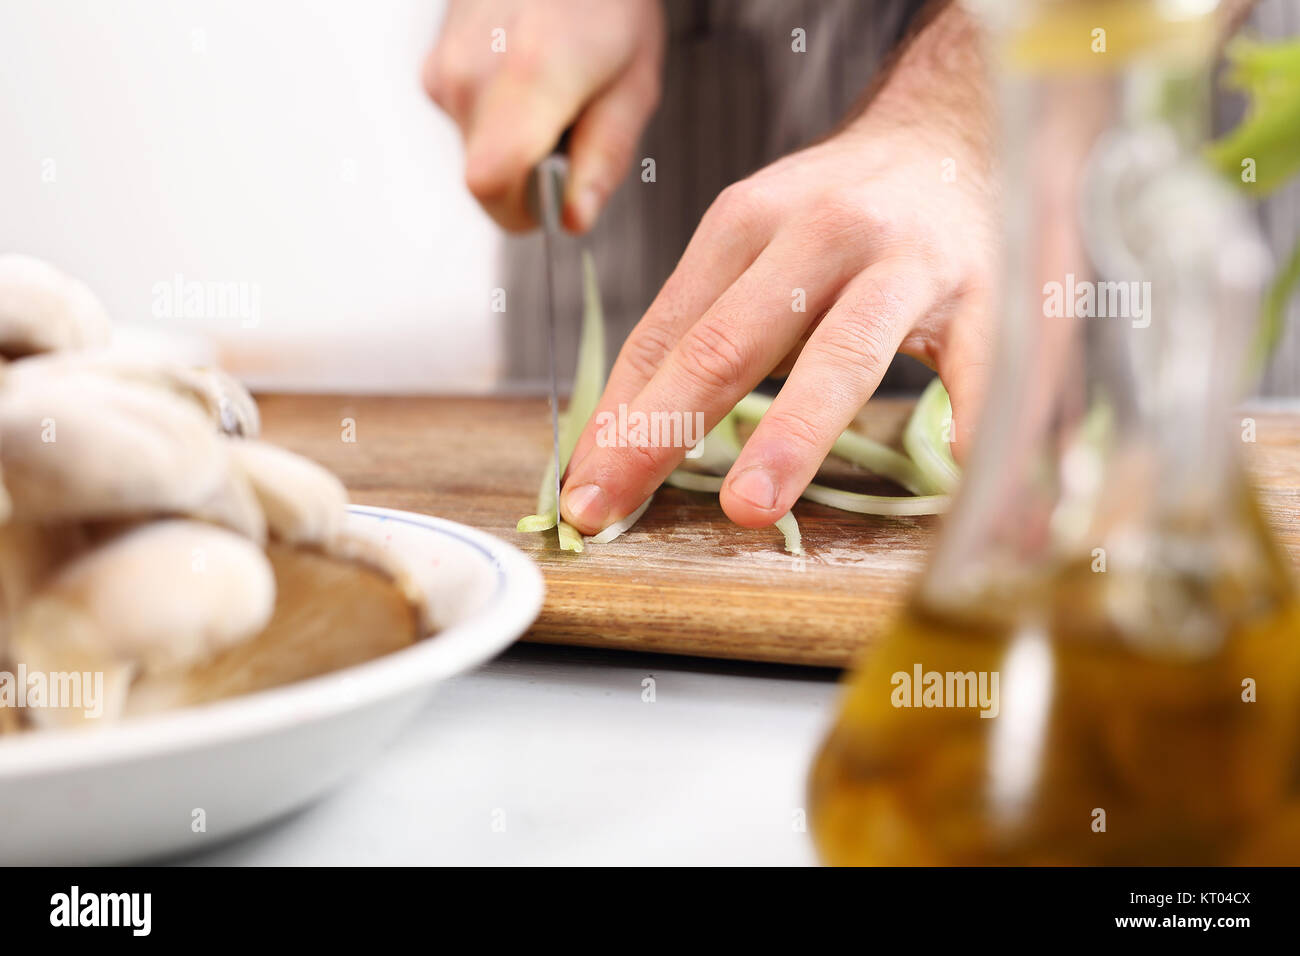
(532, 146, 570, 518)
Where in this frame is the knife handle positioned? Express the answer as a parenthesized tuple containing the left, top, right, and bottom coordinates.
(529, 126, 574, 230)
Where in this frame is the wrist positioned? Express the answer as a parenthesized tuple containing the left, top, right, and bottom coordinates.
(847, 2, 994, 175)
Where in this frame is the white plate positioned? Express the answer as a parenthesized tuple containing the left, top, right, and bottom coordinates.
(0, 506, 544, 864)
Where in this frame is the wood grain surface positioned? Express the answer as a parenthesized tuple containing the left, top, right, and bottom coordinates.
(258, 394, 1300, 669)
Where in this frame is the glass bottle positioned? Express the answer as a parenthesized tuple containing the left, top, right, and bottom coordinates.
(809, 0, 1300, 865)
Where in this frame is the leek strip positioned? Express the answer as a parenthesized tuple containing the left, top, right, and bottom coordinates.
(1206, 37, 1300, 366)
(734, 392, 935, 495)
(589, 495, 653, 544)
(560, 252, 606, 464)
(1206, 37, 1300, 196)
(557, 521, 584, 552)
(665, 469, 803, 554)
(774, 512, 804, 556)
(689, 411, 744, 472)
(518, 250, 609, 550)
(665, 470, 724, 493)
(801, 483, 949, 516)
(516, 510, 557, 533)
(902, 378, 960, 494)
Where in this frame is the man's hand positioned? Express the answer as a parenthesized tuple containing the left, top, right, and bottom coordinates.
(423, 0, 665, 232)
(559, 2, 997, 535)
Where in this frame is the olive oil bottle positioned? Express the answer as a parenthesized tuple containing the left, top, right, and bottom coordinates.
(810, 0, 1300, 865)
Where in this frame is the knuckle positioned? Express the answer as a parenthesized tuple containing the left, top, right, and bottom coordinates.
(806, 193, 869, 243)
(620, 435, 665, 475)
(583, 132, 637, 184)
(463, 164, 499, 202)
(826, 305, 896, 371)
(618, 322, 677, 383)
(709, 181, 769, 232)
(678, 322, 747, 391)
(503, 37, 544, 81)
(425, 50, 471, 107)
(769, 406, 826, 457)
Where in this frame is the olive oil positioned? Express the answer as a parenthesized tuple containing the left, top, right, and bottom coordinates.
(810, 553, 1300, 865)
(808, 0, 1298, 866)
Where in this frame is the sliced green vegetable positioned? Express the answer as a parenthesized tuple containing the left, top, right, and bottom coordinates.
(561, 251, 606, 465)
(519, 254, 962, 553)
(800, 484, 949, 516)
(557, 521, 585, 552)
(1206, 36, 1300, 372)
(902, 377, 960, 495)
(664, 470, 724, 493)
(517, 250, 606, 551)
(588, 495, 653, 544)
(734, 391, 936, 495)
(774, 512, 804, 556)
(1207, 37, 1300, 197)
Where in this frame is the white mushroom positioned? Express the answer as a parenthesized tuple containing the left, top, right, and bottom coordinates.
(127, 542, 419, 715)
(0, 372, 231, 522)
(2, 353, 261, 437)
(0, 522, 90, 660)
(10, 520, 275, 727)
(0, 255, 112, 358)
(227, 439, 347, 546)
(189, 464, 268, 544)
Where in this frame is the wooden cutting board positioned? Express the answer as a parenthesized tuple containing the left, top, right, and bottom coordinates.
(258, 394, 1300, 669)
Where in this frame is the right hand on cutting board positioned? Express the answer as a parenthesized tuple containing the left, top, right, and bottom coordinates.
(422, 0, 665, 233)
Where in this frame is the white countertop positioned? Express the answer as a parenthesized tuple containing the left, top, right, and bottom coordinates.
(177, 645, 840, 866)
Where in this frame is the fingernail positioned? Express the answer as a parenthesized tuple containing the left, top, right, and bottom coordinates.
(562, 483, 608, 530)
(729, 468, 778, 511)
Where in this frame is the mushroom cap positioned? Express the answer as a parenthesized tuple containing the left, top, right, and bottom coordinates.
(2, 352, 261, 438)
(227, 439, 347, 546)
(12, 519, 275, 678)
(0, 371, 232, 522)
(127, 541, 418, 715)
(0, 255, 112, 358)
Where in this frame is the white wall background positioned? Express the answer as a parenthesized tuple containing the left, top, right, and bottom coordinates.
(0, 0, 502, 392)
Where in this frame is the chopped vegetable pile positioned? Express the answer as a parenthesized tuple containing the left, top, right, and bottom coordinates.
(517, 252, 957, 555)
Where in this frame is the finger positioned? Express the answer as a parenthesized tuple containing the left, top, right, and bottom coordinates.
(563, 183, 775, 478)
(935, 297, 996, 462)
(421, 3, 504, 132)
(768, 319, 821, 378)
(560, 239, 830, 534)
(422, 46, 490, 131)
(464, 46, 618, 232)
(720, 260, 937, 527)
(563, 47, 662, 232)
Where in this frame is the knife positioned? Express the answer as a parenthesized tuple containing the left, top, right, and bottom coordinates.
(530, 131, 571, 517)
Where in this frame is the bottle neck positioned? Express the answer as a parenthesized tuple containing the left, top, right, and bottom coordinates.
(919, 6, 1282, 629)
